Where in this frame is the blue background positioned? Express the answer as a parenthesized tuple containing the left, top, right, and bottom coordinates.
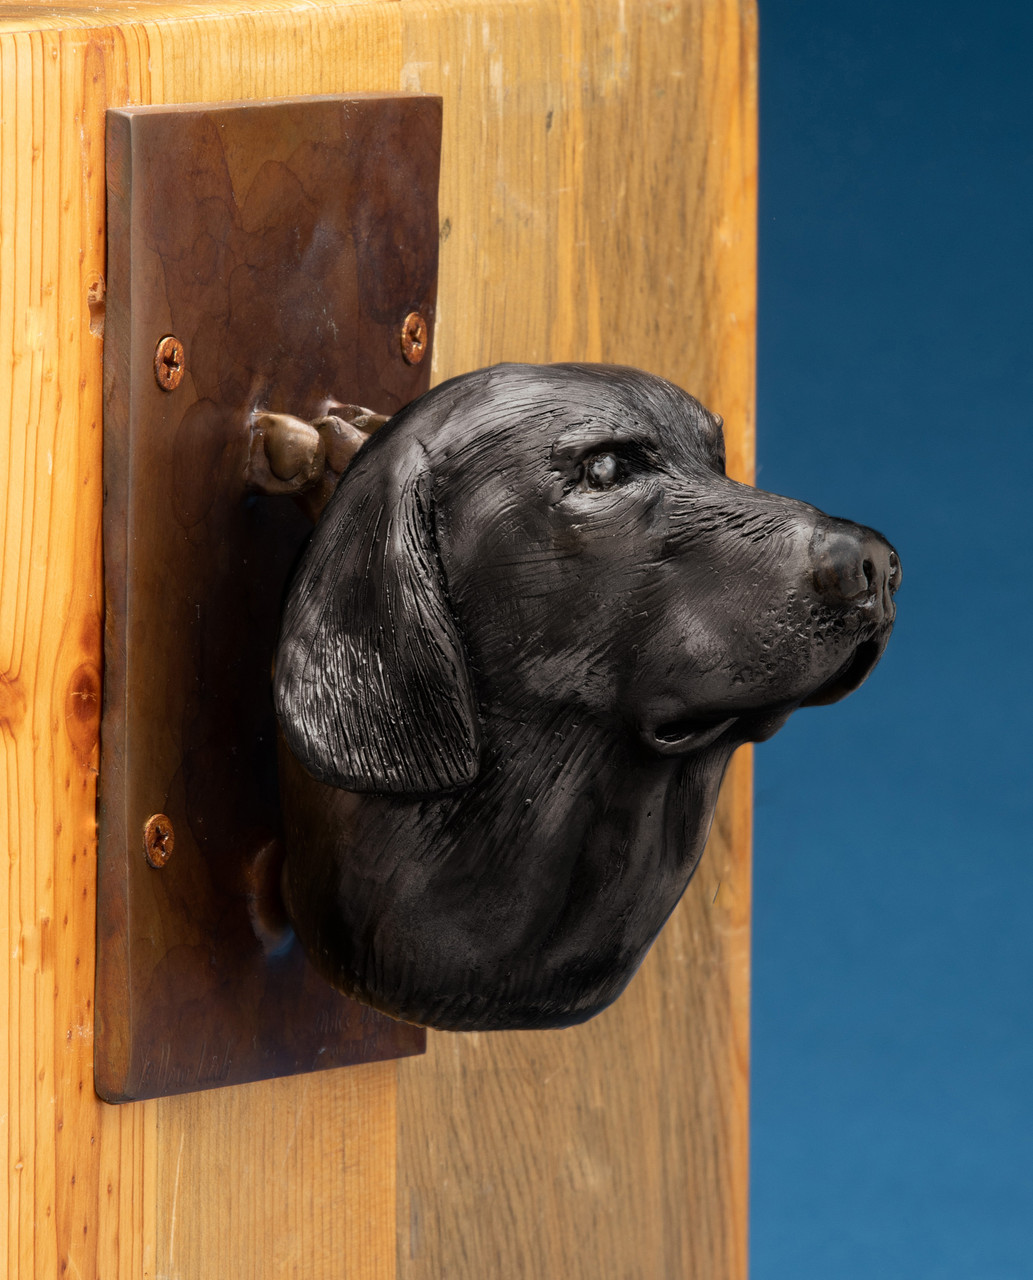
(751, 3, 1033, 1276)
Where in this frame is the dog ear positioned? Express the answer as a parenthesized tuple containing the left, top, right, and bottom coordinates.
(274, 432, 481, 794)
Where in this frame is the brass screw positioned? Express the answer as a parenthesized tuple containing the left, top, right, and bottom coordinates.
(143, 814, 175, 868)
(154, 335, 186, 391)
(399, 312, 428, 365)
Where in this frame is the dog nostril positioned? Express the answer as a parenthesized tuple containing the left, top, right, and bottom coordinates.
(888, 549, 902, 593)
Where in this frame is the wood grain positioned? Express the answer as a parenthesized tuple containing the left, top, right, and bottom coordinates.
(154, 1065, 396, 1280)
(0, 1, 755, 1278)
(396, 3, 756, 1276)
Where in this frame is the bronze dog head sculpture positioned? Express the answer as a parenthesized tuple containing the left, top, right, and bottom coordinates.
(274, 364, 900, 1030)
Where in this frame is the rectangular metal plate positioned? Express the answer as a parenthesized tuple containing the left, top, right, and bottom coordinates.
(98, 94, 439, 1101)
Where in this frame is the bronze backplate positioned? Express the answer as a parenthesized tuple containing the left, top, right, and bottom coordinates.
(98, 95, 438, 1102)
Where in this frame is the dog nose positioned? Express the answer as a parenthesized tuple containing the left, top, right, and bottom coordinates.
(809, 519, 901, 608)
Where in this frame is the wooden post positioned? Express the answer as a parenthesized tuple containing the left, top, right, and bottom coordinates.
(0, 2, 756, 1276)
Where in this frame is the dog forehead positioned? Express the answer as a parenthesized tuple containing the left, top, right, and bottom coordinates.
(405, 362, 719, 470)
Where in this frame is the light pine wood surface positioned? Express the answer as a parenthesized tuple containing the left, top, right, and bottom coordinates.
(0, 2, 756, 1277)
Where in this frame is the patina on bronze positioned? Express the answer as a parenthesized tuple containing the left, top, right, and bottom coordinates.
(98, 93, 440, 1102)
(275, 363, 901, 1032)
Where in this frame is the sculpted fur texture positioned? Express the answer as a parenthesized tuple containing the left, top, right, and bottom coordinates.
(274, 364, 900, 1030)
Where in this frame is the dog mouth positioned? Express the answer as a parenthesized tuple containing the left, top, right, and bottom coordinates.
(799, 636, 886, 708)
(647, 634, 889, 754)
(650, 715, 740, 755)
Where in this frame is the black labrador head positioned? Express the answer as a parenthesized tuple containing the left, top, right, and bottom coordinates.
(275, 363, 900, 1029)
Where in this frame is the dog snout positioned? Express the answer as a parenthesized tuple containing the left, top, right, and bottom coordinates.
(809, 519, 901, 616)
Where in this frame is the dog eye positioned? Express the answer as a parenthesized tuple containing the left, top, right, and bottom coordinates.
(583, 453, 620, 490)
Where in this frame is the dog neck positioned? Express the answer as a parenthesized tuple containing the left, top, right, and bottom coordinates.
(283, 706, 737, 1031)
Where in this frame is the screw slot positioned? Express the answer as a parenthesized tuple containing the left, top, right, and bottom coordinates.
(154, 335, 186, 391)
(400, 312, 428, 365)
(143, 813, 175, 868)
